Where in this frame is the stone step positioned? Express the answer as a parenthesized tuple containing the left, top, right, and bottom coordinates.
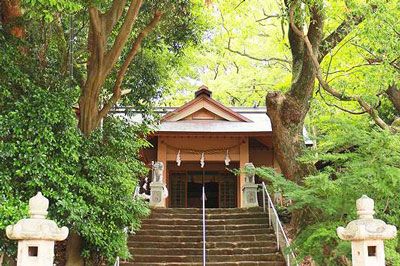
(130, 234, 274, 243)
(128, 208, 286, 266)
(129, 240, 277, 249)
(141, 217, 268, 226)
(122, 262, 286, 266)
(139, 223, 269, 231)
(150, 207, 264, 215)
(130, 247, 278, 256)
(148, 212, 267, 220)
(129, 254, 282, 263)
(134, 228, 273, 237)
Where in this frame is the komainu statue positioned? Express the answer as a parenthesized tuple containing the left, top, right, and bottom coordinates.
(153, 161, 164, 183)
(244, 162, 256, 184)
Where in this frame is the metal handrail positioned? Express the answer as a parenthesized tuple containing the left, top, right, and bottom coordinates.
(202, 184, 207, 266)
(261, 182, 298, 266)
(113, 256, 120, 266)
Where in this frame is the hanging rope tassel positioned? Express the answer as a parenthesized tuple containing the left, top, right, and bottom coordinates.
(225, 149, 231, 166)
(200, 152, 205, 168)
(176, 150, 181, 166)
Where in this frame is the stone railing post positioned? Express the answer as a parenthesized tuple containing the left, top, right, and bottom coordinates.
(6, 192, 69, 266)
(337, 195, 397, 266)
(150, 162, 168, 207)
(242, 162, 259, 208)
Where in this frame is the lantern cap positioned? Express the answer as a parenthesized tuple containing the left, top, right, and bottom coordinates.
(337, 195, 397, 241)
(6, 192, 69, 241)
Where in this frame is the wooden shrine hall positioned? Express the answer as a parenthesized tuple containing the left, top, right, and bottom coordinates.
(117, 85, 311, 208)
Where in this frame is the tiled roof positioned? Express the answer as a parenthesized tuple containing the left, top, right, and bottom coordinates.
(157, 107, 271, 133)
(113, 106, 313, 144)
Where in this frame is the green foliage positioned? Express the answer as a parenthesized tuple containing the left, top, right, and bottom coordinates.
(21, 0, 82, 22)
(1, 0, 211, 262)
(256, 116, 400, 265)
(69, 118, 150, 260)
(0, 30, 150, 263)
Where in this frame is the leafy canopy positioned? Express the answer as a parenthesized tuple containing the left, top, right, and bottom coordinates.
(257, 115, 400, 265)
(0, 30, 151, 262)
(0, 0, 211, 263)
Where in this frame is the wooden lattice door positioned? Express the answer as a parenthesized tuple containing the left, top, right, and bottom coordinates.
(170, 173, 187, 208)
(219, 176, 237, 208)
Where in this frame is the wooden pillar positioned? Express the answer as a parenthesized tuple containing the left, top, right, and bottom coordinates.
(238, 137, 249, 208)
(157, 137, 167, 207)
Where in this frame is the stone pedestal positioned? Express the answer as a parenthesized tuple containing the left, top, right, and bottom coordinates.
(242, 163, 259, 208)
(150, 182, 166, 207)
(150, 162, 168, 208)
(337, 195, 397, 266)
(6, 192, 69, 266)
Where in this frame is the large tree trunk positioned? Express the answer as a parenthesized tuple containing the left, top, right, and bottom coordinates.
(266, 2, 322, 184)
(77, 1, 161, 137)
(268, 1, 367, 185)
(266, 92, 317, 183)
(264, 2, 324, 230)
(65, 232, 84, 266)
(68, 2, 162, 265)
(78, 76, 105, 136)
(266, 91, 318, 230)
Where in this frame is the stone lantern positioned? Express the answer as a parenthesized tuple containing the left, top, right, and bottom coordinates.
(242, 163, 259, 208)
(6, 192, 69, 266)
(337, 195, 397, 266)
(150, 162, 168, 207)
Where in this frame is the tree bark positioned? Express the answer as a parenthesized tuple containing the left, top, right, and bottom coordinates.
(65, 232, 84, 266)
(0, 254, 16, 266)
(77, 0, 166, 137)
(266, 92, 317, 183)
(68, 2, 163, 265)
(386, 84, 400, 115)
(266, 1, 322, 183)
(1, 0, 25, 40)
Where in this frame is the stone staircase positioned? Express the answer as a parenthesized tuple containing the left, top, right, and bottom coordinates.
(124, 207, 286, 266)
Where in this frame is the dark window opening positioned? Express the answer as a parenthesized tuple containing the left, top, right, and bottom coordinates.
(28, 246, 38, 257)
(368, 246, 376, 257)
(187, 182, 203, 208)
(205, 182, 219, 208)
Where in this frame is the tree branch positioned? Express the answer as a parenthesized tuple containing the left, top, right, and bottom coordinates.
(290, 3, 396, 132)
(288, 0, 323, 102)
(221, 9, 291, 66)
(103, 0, 128, 36)
(88, 7, 102, 37)
(105, 0, 143, 74)
(324, 63, 379, 75)
(318, 89, 367, 115)
(318, 15, 364, 62)
(256, 14, 281, 23)
(286, 0, 304, 66)
(226, 44, 291, 64)
(385, 84, 400, 115)
(87, 6, 105, 77)
(98, 10, 163, 120)
(88, 6, 105, 59)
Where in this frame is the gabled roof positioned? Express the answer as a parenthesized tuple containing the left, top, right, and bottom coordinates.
(110, 85, 313, 144)
(161, 86, 251, 122)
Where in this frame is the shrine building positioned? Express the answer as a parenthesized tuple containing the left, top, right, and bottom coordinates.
(117, 85, 311, 209)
